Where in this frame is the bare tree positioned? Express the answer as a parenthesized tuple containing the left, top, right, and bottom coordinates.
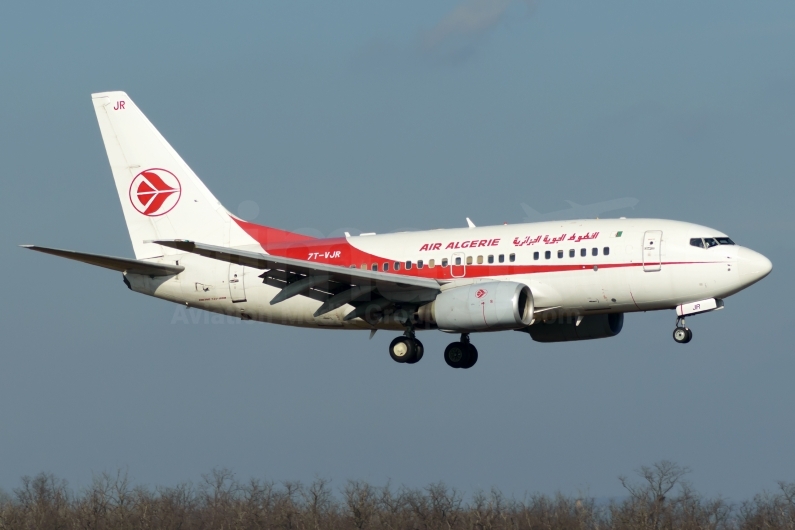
(617, 460, 691, 530)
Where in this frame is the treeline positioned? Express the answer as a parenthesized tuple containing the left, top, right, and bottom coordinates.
(0, 462, 793, 530)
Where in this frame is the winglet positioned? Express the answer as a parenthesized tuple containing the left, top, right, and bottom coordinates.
(466, 218, 476, 228)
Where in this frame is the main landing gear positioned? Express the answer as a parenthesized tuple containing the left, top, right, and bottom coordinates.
(444, 334, 478, 369)
(389, 332, 424, 364)
(388, 331, 478, 368)
(673, 316, 693, 344)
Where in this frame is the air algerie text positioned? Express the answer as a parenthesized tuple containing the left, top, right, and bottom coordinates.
(419, 239, 500, 251)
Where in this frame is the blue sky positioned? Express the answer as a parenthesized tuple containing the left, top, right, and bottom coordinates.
(1, 1, 793, 499)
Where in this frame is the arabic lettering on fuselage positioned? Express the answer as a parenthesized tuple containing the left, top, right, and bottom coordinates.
(512, 232, 600, 247)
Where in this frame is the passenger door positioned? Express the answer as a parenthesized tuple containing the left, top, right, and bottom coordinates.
(642, 230, 662, 272)
(228, 263, 247, 302)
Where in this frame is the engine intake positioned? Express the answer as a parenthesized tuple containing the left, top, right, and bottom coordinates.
(418, 281, 534, 332)
(526, 313, 624, 342)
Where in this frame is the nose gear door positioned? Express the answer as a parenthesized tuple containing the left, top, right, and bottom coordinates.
(642, 230, 662, 272)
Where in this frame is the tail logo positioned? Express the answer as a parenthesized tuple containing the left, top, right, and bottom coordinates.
(129, 169, 182, 216)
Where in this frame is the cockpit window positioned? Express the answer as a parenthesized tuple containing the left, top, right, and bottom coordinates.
(691, 237, 736, 249)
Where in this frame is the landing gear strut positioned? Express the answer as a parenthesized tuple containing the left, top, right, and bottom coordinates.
(389, 328, 424, 364)
(444, 334, 478, 369)
(673, 316, 692, 344)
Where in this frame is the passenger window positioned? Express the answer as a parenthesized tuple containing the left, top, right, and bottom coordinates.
(477, 255, 483, 264)
(592, 248, 598, 256)
(455, 257, 461, 265)
(557, 250, 563, 259)
(545, 250, 551, 259)
(394, 262, 401, 271)
(441, 258, 448, 267)
(580, 248, 586, 257)
(383, 263, 389, 272)
(361, 264, 367, 270)
(569, 249, 575, 258)
(509, 253, 515, 262)
(350, 265, 356, 269)
(716, 237, 735, 245)
(533, 251, 539, 260)
(429, 259, 435, 268)
(371, 263, 378, 271)
(417, 260, 424, 269)
(406, 261, 413, 270)
(603, 247, 609, 256)
(498, 254, 505, 263)
(466, 256, 473, 265)
(488, 255, 494, 264)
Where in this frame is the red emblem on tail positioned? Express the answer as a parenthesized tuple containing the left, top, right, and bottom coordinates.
(475, 289, 488, 299)
(129, 169, 181, 216)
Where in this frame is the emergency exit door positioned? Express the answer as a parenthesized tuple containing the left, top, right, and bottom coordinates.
(450, 252, 466, 278)
(642, 230, 662, 272)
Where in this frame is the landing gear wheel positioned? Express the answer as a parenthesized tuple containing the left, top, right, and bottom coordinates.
(444, 342, 468, 368)
(405, 339, 424, 364)
(460, 344, 478, 369)
(389, 336, 416, 363)
(673, 327, 692, 344)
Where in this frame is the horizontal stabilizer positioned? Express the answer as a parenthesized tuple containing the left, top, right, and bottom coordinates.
(21, 245, 184, 276)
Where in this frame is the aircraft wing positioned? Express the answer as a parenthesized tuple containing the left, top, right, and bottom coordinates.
(153, 239, 441, 320)
(21, 245, 184, 276)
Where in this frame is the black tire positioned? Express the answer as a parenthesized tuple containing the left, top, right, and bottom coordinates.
(405, 339, 424, 364)
(444, 342, 468, 368)
(389, 337, 416, 363)
(673, 327, 689, 344)
(461, 344, 478, 369)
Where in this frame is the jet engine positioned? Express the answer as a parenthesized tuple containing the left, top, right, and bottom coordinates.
(417, 281, 534, 332)
(526, 313, 624, 342)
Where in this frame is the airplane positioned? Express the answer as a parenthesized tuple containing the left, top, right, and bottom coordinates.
(521, 198, 639, 222)
(22, 92, 772, 369)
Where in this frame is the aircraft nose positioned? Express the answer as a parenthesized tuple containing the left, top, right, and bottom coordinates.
(737, 247, 772, 286)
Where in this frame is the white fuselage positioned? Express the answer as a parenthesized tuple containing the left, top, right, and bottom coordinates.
(125, 217, 770, 331)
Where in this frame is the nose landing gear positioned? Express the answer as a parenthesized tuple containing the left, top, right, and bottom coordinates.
(444, 334, 478, 369)
(673, 316, 692, 344)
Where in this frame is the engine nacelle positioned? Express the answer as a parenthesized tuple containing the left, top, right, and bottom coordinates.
(417, 281, 534, 332)
(526, 313, 624, 342)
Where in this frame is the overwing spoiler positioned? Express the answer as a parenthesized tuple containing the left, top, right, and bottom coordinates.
(21, 245, 184, 277)
(153, 239, 441, 319)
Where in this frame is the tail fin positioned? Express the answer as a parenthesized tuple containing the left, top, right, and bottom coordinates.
(92, 91, 257, 259)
